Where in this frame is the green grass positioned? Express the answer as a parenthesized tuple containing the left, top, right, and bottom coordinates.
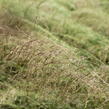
(0, 0, 109, 109)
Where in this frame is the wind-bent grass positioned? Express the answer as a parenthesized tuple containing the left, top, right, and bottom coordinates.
(72, 8, 109, 37)
(1, 0, 109, 109)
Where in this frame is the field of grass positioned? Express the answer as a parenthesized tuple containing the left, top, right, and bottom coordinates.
(0, 0, 109, 109)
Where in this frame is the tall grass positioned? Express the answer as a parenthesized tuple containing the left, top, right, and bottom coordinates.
(1, 0, 109, 109)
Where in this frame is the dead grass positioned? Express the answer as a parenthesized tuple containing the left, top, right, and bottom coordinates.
(1, 0, 109, 109)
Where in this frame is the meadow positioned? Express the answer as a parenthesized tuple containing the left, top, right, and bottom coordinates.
(0, 0, 109, 109)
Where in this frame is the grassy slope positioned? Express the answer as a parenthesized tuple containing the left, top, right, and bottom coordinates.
(0, 0, 109, 109)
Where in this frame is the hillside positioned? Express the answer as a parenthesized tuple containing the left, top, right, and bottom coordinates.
(0, 0, 109, 109)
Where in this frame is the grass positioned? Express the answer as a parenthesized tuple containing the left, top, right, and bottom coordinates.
(0, 0, 109, 109)
(72, 8, 109, 37)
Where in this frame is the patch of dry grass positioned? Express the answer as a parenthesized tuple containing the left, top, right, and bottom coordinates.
(1, 0, 109, 109)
